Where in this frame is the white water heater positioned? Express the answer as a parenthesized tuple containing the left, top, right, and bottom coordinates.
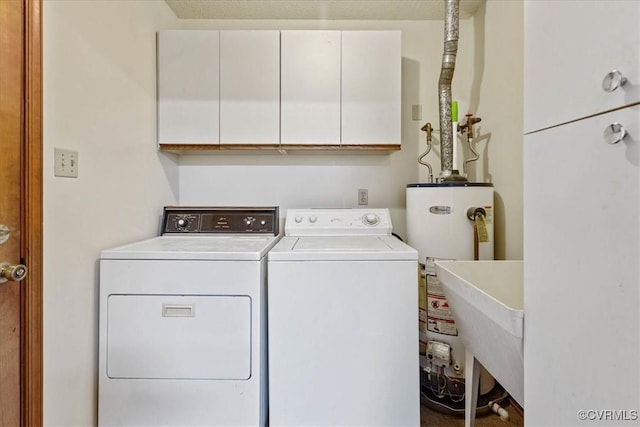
(407, 182, 495, 401)
(407, 183, 494, 262)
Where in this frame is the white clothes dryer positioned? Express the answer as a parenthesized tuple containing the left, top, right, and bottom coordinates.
(98, 206, 280, 426)
(267, 208, 420, 426)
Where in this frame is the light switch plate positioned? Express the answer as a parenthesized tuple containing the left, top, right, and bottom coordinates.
(54, 148, 78, 178)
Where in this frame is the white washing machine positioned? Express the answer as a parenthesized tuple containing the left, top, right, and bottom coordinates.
(267, 208, 420, 426)
(98, 206, 280, 426)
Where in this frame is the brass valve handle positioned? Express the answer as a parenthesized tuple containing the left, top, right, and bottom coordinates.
(464, 114, 482, 139)
(421, 122, 434, 142)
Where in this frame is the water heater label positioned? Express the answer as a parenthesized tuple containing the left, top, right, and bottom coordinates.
(425, 257, 458, 336)
(429, 205, 452, 215)
(427, 295, 454, 321)
(484, 205, 493, 224)
(427, 317, 458, 336)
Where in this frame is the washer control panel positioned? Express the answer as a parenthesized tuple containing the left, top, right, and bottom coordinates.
(161, 206, 279, 235)
(285, 208, 392, 236)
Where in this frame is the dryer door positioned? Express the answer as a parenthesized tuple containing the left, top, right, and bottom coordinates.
(106, 294, 251, 380)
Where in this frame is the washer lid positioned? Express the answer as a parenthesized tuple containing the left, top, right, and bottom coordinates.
(268, 235, 418, 261)
(101, 235, 280, 261)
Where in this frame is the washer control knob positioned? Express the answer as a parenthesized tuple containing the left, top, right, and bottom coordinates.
(363, 213, 380, 226)
(176, 217, 189, 228)
(244, 217, 255, 226)
(295, 216, 303, 223)
(309, 216, 318, 223)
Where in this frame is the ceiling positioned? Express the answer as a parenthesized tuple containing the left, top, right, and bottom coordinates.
(164, 0, 485, 21)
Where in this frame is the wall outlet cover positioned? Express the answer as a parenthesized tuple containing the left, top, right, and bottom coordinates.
(358, 189, 368, 205)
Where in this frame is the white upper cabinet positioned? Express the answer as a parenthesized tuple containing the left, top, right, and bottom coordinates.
(342, 31, 401, 145)
(158, 31, 220, 144)
(220, 31, 280, 145)
(524, 0, 640, 133)
(158, 30, 402, 150)
(280, 31, 342, 145)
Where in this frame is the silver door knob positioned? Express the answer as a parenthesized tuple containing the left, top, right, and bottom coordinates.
(0, 262, 28, 283)
(603, 123, 627, 145)
(602, 70, 627, 92)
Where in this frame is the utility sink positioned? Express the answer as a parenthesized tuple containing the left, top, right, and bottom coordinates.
(434, 260, 523, 427)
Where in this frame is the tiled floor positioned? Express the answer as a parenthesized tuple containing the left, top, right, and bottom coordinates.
(421, 402, 524, 427)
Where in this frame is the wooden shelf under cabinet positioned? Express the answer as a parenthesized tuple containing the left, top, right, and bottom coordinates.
(159, 143, 401, 155)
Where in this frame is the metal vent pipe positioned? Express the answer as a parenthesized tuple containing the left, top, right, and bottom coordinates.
(438, 0, 459, 179)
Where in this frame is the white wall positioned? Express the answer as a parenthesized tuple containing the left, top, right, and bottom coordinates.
(43, 1, 179, 425)
(472, 0, 524, 260)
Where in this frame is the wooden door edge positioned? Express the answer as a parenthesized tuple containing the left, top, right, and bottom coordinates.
(22, 0, 43, 424)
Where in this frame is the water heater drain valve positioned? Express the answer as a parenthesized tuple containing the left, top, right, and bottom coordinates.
(452, 361, 464, 375)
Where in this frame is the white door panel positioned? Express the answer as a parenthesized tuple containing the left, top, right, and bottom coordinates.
(525, 1, 640, 133)
(158, 31, 220, 144)
(281, 31, 341, 145)
(107, 295, 251, 380)
(524, 106, 640, 425)
(342, 31, 401, 145)
(220, 31, 280, 144)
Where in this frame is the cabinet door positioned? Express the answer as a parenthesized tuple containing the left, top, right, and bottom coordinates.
(524, 1, 640, 133)
(157, 31, 219, 144)
(220, 31, 280, 145)
(342, 31, 401, 146)
(523, 107, 639, 425)
(281, 31, 341, 145)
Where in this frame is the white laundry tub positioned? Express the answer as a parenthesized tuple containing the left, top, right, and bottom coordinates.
(434, 260, 523, 426)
